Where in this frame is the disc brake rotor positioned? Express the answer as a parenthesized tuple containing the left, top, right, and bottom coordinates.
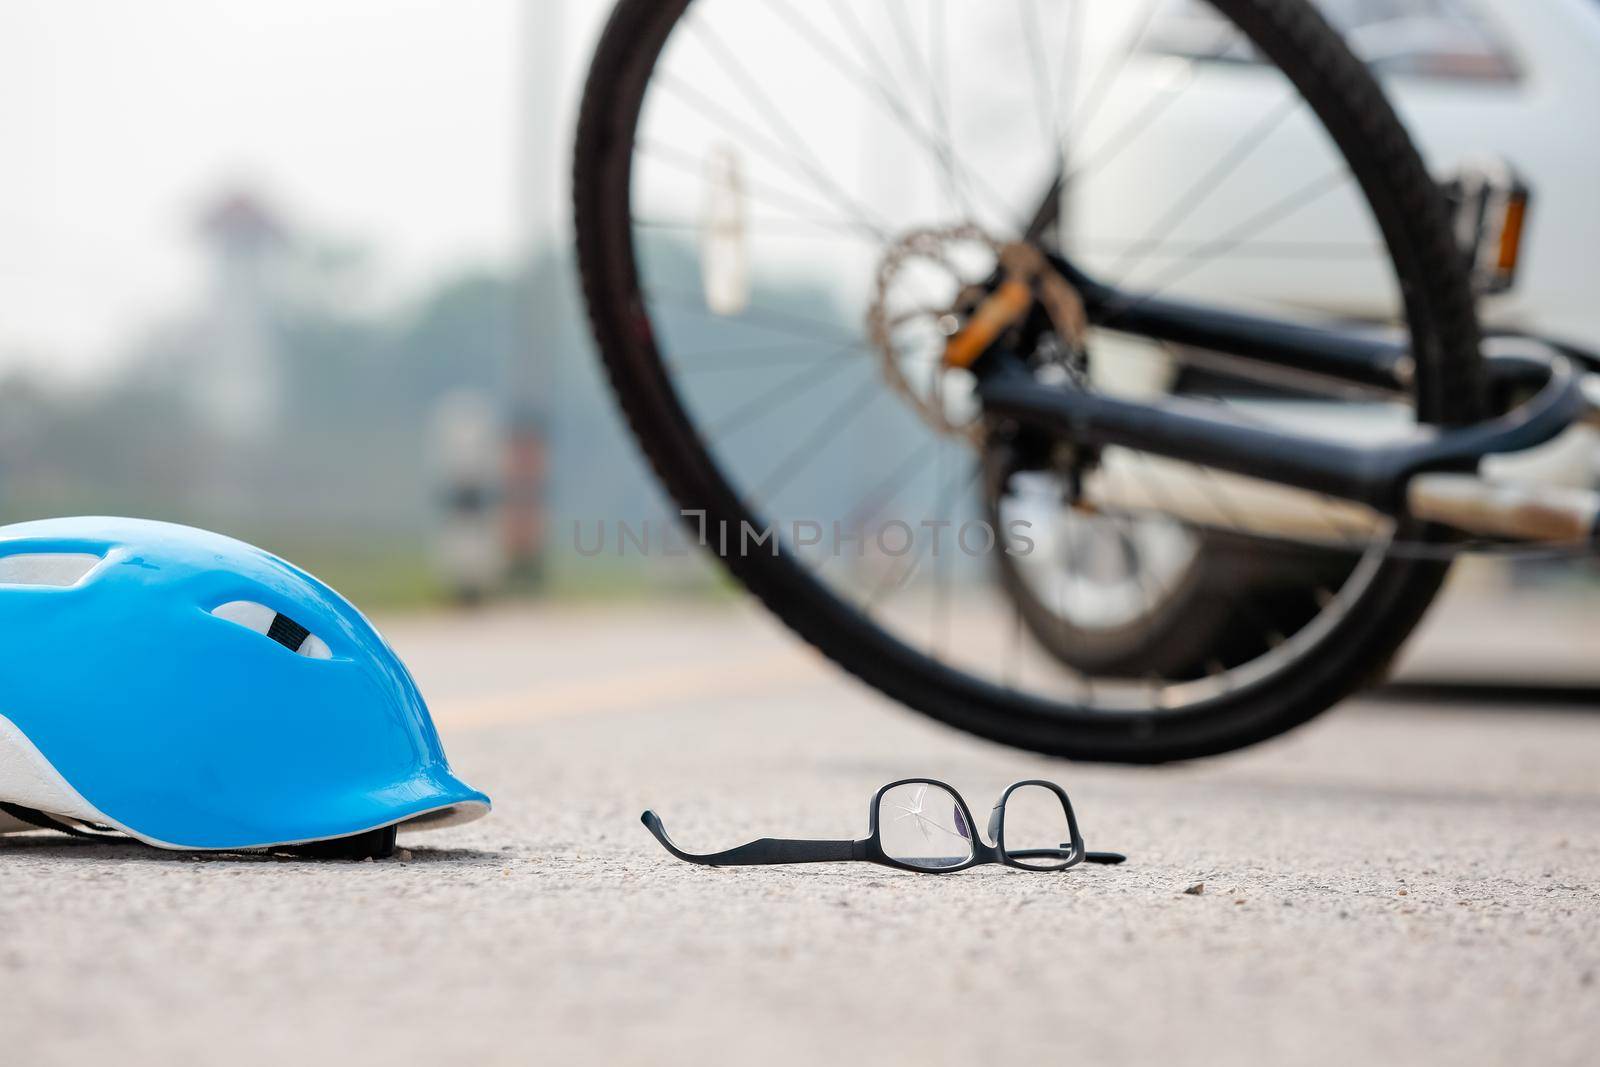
(866, 227, 1089, 443)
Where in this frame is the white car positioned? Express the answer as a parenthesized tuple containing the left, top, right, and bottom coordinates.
(1001, 0, 1600, 677)
(1082, 0, 1600, 346)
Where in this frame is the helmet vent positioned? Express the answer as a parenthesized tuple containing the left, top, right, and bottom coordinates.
(0, 553, 101, 588)
(213, 601, 333, 659)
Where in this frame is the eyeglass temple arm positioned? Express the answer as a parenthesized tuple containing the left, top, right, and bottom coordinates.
(642, 811, 860, 866)
(1004, 847, 1129, 865)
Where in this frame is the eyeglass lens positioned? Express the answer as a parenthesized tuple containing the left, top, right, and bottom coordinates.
(877, 782, 975, 870)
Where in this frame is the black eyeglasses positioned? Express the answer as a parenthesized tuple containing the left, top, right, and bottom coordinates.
(642, 778, 1126, 874)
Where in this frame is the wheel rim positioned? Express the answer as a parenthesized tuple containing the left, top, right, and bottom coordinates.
(578, 0, 1475, 736)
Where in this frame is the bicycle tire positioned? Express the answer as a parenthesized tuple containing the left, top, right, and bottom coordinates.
(574, 0, 1483, 762)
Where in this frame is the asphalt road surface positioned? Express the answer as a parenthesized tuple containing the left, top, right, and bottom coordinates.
(2, 582, 1597, 1066)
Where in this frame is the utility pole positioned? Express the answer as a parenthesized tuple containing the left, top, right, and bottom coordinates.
(505, 0, 568, 591)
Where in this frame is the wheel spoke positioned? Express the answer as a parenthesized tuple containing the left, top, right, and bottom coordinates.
(666, 346, 869, 377)
(752, 376, 885, 506)
(634, 137, 869, 234)
(1068, 0, 1162, 146)
(1055, 0, 1087, 141)
(652, 66, 891, 243)
(821, 0, 1019, 229)
(928, 0, 960, 212)
(868, 457, 980, 610)
(649, 290, 861, 348)
(688, 14, 889, 236)
(823, 0, 968, 217)
(1019, 0, 1059, 148)
(814, 437, 939, 583)
(1101, 168, 1353, 317)
(1106, 93, 1301, 277)
(1120, 452, 1297, 649)
(704, 347, 867, 441)
(883, 0, 968, 220)
(1063, 18, 1244, 190)
(635, 214, 883, 241)
(1077, 237, 1377, 261)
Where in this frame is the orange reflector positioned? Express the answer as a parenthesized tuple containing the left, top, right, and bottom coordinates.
(1497, 193, 1528, 275)
(943, 279, 1034, 369)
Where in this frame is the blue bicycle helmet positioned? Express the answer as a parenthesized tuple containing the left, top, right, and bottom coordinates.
(0, 517, 489, 857)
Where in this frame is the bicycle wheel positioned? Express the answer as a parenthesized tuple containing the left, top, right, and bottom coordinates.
(574, 0, 1483, 762)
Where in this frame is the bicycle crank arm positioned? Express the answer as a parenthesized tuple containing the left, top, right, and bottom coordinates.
(979, 355, 1600, 543)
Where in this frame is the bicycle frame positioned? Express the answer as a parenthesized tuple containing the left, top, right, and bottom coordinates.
(965, 249, 1600, 544)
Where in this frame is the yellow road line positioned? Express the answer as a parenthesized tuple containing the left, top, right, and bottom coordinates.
(434, 649, 827, 732)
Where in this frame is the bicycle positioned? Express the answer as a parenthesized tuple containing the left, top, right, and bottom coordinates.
(572, 0, 1600, 763)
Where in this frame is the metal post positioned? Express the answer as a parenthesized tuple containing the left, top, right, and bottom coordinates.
(506, 0, 569, 590)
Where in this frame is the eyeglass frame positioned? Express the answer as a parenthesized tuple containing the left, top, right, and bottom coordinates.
(642, 777, 1126, 874)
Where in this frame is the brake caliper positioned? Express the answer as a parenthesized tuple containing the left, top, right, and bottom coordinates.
(943, 242, 1088, 371)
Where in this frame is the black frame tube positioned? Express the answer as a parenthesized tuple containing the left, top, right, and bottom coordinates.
(1052, 255, 1414, 392)
(978, 355, 1591, 513)
(1094, 292, 1413, 393)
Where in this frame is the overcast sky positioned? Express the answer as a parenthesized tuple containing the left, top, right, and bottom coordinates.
(0, 1, 603, 380)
